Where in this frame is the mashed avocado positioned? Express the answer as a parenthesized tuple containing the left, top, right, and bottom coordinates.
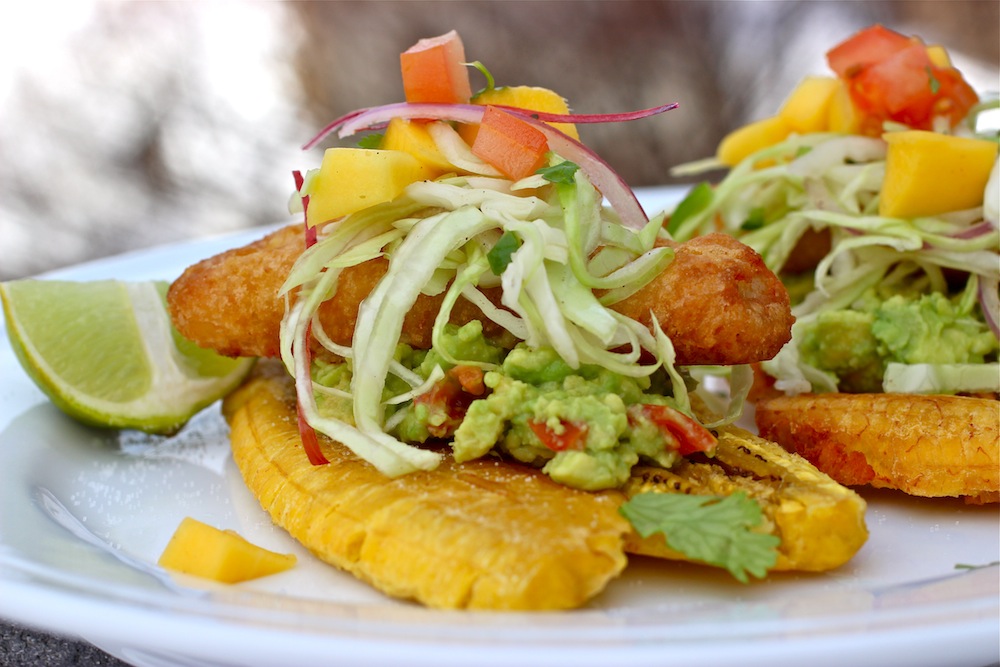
(798, 289, 998, 392)
(451, 345, 680, 490)
(313, 320, 694, 491)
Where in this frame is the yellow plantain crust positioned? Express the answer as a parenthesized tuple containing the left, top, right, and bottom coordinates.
(222, 363, 629, 610)
(623, 424, 869, 572)
(223, 363, 870, 609)
(756, 393, 1000, 504)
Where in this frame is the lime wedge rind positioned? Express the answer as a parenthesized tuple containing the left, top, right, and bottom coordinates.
(1, 279, 255, 434)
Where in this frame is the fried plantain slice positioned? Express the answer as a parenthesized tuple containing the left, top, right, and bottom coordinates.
(623, 423, 869, 572)
(222, 362, 630, 610)
(755, 393, 1000, 504)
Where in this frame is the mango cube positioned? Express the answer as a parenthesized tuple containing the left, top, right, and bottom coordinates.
(158, 517, 296, 584)
(880, 130, 998, 218)
(779, 76, 839, 133)
(306, 147, 435, 226)
(826, 80, 862, 134)
(381, 118, 455, 176)
(716, 115, 792, 166)
(460, 85, 579, 144)
(926, 45, 951, 68)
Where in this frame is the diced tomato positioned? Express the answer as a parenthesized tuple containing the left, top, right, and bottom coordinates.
(849, 42, 935, 121)
(826, 24, 912, 78)
(400, 30, 472, 104)
(471, 106, 550, 180)
(528, 419, 588, 452)
(826, 24, 979, 132)
(415, 365, 486, 438)
(932, 67, 980, 126)
(629, 404, 716, 456)
(447, 364, 486, 396)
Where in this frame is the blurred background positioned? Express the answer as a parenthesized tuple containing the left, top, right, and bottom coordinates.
(0, 0, 997, 283)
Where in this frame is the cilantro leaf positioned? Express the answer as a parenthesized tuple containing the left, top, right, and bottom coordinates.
(356, 133, 384, 149)
(619, 491, 779, 583)
(537, 161, 579, 185)
(955, 560, 1000, 570)
(740, 207, 766, 231)
(487, 232, 521, 275)
(926, 66, 941, 95)
(466, 60, 496, 96)
(666, 182, 713, 235)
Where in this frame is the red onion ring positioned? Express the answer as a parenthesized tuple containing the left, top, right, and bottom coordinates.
(978, 277, 1000, 340)
(951, 221, 997, 240)
(302, 101, 678, 230)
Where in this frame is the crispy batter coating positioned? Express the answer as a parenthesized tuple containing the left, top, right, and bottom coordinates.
(612, 233, 794, 365)
(756, 393, 1000, 504)
(168, 224, 792, 365)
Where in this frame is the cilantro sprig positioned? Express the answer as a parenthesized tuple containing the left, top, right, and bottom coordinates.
(620, 491, 780, 583)
(666, 181, 713, 236)
(537, 160, 579, 185)
(487, 231, 522, 275)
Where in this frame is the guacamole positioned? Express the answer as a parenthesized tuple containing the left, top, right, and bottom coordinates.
(313, 320, 700, 490)
(798, 289, 998, 393)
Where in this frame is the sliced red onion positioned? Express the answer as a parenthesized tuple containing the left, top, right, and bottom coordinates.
(301, 107, 371, 151)
(303, 102, 676, 149)
(297, 321, 328, 465)
(979, 277, 1000, 339)
(301, 101, 678, 230)
(529, 119, 648, 229)
(292, 170, 319, 246)
(951, 221, 996, 240)
(490, 103, 678, 125)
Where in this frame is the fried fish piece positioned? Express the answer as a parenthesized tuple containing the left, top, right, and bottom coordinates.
(755, 393, 1000, 504)
(168, 225, 793, 366)
(623, 423, 869, 572)
(223, 362, 629, 610)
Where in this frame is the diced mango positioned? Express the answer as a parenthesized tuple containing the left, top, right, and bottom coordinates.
(380, 118, 455, 175)
(306, 148, 435, 226)
(826, 79, 862, 134)
(158, 517, 296, 584)
(926, 45, 951, 68)
(778, 76, 839, 133)
(716, 115, 792, 166)
(880, 130, 999, 218)
(459, 85, 579, 144)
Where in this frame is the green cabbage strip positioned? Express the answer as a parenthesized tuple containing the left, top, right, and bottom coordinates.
(672, 132, 999, 395)
(351, 206, 497, 434)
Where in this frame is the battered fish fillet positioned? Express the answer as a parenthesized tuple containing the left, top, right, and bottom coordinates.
(756, 393, 1000, 504)
(167, 224, 793, 366)
(223, 362, 629, 610)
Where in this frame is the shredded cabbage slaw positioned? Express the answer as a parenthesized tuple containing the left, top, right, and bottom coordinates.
(279, 141, 721, 477)
(671, 114, 1000, 396)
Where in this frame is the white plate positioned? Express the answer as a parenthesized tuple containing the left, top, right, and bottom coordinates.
(0, 188, 998, 667)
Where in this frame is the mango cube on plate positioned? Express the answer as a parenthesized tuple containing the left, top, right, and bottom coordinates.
(158, 516, 296, 584)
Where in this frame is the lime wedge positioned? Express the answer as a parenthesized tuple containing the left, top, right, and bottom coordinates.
(1, 279, 255, 433)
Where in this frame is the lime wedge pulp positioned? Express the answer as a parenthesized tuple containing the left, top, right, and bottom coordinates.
(1, 279, 255, 433)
